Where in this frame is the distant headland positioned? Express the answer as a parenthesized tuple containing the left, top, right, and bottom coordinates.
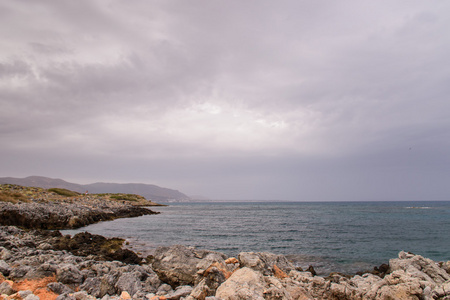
(0, 176, 191, 203)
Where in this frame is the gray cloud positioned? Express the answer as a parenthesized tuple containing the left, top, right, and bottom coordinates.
(1, 1, 450, 200)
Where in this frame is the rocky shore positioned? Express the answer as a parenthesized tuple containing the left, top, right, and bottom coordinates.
(0, 185, 160, 229)
(1, 226, 449, 300)
(1, 185, 450, 299)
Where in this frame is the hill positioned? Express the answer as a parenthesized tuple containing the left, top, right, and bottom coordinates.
(0, 176, 191, 202)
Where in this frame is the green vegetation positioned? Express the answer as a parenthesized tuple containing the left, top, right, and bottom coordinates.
(0, 190, 29, 203)
(47, 188, 80, 197)
(97, 193, 145, 202)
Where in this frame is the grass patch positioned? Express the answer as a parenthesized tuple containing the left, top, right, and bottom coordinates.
(47, 188, 80, 197)
(0, 191, 29, 203)
(97, 193, 145, 202)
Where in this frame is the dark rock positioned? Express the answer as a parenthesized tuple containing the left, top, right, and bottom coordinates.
(307, 265, 317, 276)
(25, 262, 57, 278)
(79, 277, 103, 298)
(0, 281, 16, 295)
(0, 201, 158, 230)
(51, 231, 141, 264)
(115, 272, 143, 297)
(10, 265, 32, 279)
(56, 264, 84, 284)
(0, 259, 10, 276)
(47, 282, 74, 295)
(100, 273, 120, 296)
(165, 285, 193, 299)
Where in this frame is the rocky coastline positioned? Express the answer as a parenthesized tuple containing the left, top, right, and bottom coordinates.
(1, 185, 450, 299)
(0, 185, 160, 230)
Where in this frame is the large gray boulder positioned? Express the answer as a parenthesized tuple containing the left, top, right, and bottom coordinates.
(238, 252, 295, 276)
(389, 251, 450, 285)
(115, 272, 143, 297)
(215, 267, 265, 300)
(151, 245, 228, 287)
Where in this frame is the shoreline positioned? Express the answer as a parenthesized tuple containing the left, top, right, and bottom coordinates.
(1, 225, 450, 299)
(1, 185, 450, 299)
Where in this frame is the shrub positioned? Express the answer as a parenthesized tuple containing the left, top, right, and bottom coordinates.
(48, 188, 80, 197)
(0, 191, 28, 203)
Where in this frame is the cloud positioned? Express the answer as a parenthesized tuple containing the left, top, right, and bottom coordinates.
(1, 1, 450, 200)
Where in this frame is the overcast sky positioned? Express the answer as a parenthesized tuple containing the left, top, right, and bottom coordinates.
(1, 1, 450, 201)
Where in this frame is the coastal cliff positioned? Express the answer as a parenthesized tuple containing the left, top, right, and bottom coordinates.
(1, 185, 449, 299)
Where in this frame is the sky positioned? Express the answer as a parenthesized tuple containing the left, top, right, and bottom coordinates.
(1, 1, 450, 201)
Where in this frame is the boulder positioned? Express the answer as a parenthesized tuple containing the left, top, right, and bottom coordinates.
(390, 251, 450, 285)
(115, 272, 143, 297)
(25, 262, 57, 279)
(165, 285, 194, 299)
(56, 264, 84, 284)
(47, 282, 74, 295)
(0, 260, 10, 276)
(238, 252, 295, 276)
(0, 281, 16, 295)
(151, 245, 227, 287)
(79, 277, 103, 298)
(215, 267, 265, 300)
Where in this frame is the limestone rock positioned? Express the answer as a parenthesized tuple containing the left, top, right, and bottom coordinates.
(115, 272, 143, 297)
(0, 260, 10, 276)
(390, 251, 450, 285)
(0, 281, 16, 295)
(47, 282, 74, 295)
(56, 263, 84, 284)
(215, 267, 265, 300)
(165, 285, 193, 299)
(151, 245, 227, 287)
(238, 252, 294, 276)
(79, 277, 102, 298)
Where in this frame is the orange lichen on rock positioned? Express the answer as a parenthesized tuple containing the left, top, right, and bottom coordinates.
(204, 261, 234, 280)
(12, 275, 59, 300)
(273, 264, 288, 279)
(225, 257, 239, 265)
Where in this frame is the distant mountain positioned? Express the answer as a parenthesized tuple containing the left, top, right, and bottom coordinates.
(0, 176, 191, 202)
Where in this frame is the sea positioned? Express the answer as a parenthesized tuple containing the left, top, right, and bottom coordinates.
(61, 201, 450, 275)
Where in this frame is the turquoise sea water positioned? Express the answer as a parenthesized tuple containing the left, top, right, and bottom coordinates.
(62, 201, 450, 275)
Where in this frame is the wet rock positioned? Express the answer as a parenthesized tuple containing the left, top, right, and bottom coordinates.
(52, 231, 141, 264)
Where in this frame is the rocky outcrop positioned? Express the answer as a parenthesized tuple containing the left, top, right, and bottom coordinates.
(1, 226, 449, 300)
(0, 200, 158, 229)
